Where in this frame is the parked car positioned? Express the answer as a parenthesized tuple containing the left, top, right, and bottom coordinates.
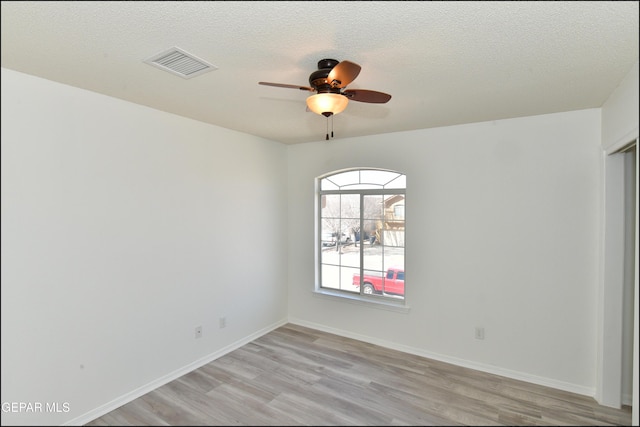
(322, 232, 351, 247)
(353, 267, 404, 296)
(337, 232, 350, 244)
(322, 232, 336, 246)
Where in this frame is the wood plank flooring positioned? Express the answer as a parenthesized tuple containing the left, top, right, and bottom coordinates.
(86, 323, 632, 426)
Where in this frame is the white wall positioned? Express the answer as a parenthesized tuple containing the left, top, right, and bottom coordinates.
(600, 60, 639, 421)
(288, 109, 602, 395)
(0, 68, 289, 426)
(602, 61, 639, 152)
(2, 62, 634, 425)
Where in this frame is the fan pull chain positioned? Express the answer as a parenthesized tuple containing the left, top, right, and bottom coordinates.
(326, 116, 329, 140)
(323, 113, 336, 141)
(331, 114, 334, 138)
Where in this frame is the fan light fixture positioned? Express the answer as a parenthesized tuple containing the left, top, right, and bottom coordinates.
(259, 58, 391, 140)
(306, 93, 349, 117)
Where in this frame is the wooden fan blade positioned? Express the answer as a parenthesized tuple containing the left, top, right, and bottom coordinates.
(259, 82, 314, 92)
(342, 89, 391, 103)
(327, 61, 361, 88)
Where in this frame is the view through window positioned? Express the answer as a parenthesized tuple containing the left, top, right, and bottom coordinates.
(318, 169, 406, 301)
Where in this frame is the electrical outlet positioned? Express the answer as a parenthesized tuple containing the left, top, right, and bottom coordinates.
(219, 316, 226, 329)
(475, 327, 485, 340)
(195, 326, 202, 339)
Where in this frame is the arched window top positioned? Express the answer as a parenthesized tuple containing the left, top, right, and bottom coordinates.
(320, 169, 406, 191)
(316, 167, 407, 305)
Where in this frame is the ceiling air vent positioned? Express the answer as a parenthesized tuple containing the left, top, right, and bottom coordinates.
(144, 47, 217, 79)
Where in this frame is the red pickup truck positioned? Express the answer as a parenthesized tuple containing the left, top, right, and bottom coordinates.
(353, 267, 404, 296)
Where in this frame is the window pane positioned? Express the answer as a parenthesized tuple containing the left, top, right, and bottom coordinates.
(340, 266, 360, 293)
(340, 183, 383, 190)
(321, 179, 339, 191)
(318, 169, 405, 302)
(394, 204, 405, 219)
(321, 194, 342, 250)
(321, 264, 341, 290)
(340, 194, 359, 248)
(340, 194, 359, 218)
(383, 246, 404, 272)
(321, 239, 360, 269)
(363, 195, 384, 220)
(363, 243, 383, 271)
(382, 224, 404, 247)
(381, 266, 404, 297)
(362, 219, 379, 243)
(327, 170, 360, 188)
(321, 264, 360, 293)
(382, 194, 404, 247)
(340, 243, 360, 268)
(360, 169, 400, 187)
(322, 194, 340, 219)
(361, 269, 384, 285)
(321, 169, 405, 190)
(384, 174, 406, 189)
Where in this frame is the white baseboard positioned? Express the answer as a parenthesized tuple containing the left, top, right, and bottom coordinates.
(288, 317, 596, 399)
(67, 317, 605, 426)
(64, 318, 288, 426)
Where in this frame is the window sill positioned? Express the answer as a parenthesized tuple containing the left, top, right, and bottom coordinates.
(312, 289, 411, 313)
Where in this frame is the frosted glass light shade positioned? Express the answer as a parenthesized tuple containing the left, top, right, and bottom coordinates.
(306, 93, 349, 116)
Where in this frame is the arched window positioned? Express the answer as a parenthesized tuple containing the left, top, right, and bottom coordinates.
(317, 168, 406, 302)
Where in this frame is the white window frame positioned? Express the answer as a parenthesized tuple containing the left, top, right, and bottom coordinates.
(314, 168, 409, 312)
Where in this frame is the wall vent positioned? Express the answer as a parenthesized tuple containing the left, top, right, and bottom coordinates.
(144, 47, 217, 79)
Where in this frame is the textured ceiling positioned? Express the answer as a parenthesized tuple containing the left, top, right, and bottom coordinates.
(1, 1, 638, 144)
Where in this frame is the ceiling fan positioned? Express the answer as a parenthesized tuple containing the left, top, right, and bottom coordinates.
(259, 59, 391, 139)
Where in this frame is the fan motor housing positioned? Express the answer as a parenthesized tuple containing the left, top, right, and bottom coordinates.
(309, 59, 341, 93)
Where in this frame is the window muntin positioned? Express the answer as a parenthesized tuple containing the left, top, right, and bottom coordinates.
(318, 169, 406, 302)
(320, 169, 405, 191)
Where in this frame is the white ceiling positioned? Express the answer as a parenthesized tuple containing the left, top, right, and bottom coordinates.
(1, 1, 638, 145)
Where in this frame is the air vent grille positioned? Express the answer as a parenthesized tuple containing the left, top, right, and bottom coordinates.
(144, 47, 217, 79)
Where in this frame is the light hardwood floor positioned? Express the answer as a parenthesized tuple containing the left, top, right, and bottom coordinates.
(87, 323, 632, 426)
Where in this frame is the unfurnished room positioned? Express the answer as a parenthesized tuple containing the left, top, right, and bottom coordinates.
(1, 1, 639, 426)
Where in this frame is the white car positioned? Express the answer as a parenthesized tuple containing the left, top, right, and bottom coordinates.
(322, 232, 350, 247)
